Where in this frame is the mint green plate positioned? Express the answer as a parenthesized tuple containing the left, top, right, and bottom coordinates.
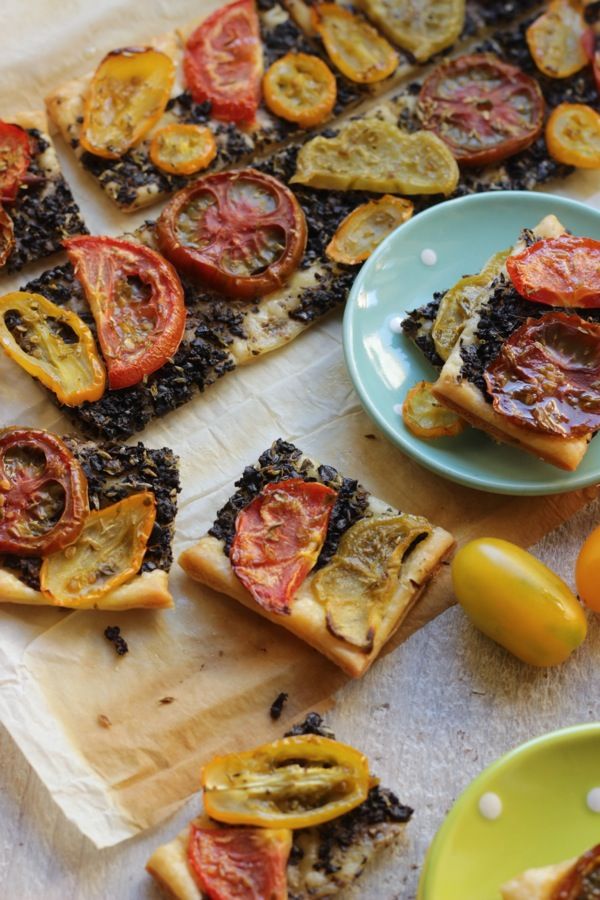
(343, 191, 600, 495)
(418, 724, 600, 900)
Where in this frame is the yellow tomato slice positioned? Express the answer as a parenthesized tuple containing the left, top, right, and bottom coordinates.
(546, 103, 600, 169)
(263, 52, 337, 128)
(40, 492, 156, 607)
(402, 380, 465, 439)
(312, 3, 398, 84)
(80, 47, 175, 159)
(149, 123, 217, 175)
(291, 119, 459, 194)
(526, 0, 590, 79)
(202, 735, 370, 828)
(0, 291, 106, 405)
(326, 195, 413, 265)
(357, 0, 465, 62)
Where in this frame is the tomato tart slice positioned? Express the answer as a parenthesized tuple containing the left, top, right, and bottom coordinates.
(501, 844, 600, 899)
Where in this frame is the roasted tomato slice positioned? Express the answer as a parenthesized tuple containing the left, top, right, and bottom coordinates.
(80, 47, 175, 159)
(0, 428, 88, 557)
(40, 491, 155, 606)
(0, 205, 14, 266)
(358, 0, 465, 63)
(0, 121, 32, 202)
(484, 312, 600, 438)
(552, 844, 600, 900)
(507, 235, 600, 307)
(0, 291, 106, 405)
(526, 0, 590, 79)
(201, 735, 370, 828)
(263, 53, 337, 129)
(312, 4, 398, 84)
(156, 169, 307, 300)
(183, 0, 262, 124)
(546, 103, 600, 169)
(402, 380, 465, 440)
(64, 236, 186, 390)
(149, 123, 217, 175)
(231, 478, 336, 614)
(188, 825, 291, 900)
(326, 195, 413, 265)
(418, 53, 545, 167)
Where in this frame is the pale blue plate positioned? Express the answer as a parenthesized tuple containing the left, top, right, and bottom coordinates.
(343, 191, 600, 495)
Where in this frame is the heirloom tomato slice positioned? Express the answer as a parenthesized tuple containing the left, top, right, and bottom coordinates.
(188, 825, 291, 900)
(0, 121, 31, 202)
(156, 169, 307, 299)
(0, 206, 14, 266)
(358, 0, 465, 63)
(201, 735, 370, 828)
(0, 427, 88, 557)
(402, 380, 465, 440)
(312, 4, 398, 84)
(149, 123, 217, 175)
(551, 844, 600, 899)
(183, 0, 262, 124)
(546, 103, 600, 168)
(231, 478, 336, 614)
(506, 235, 600, 307)
(326, 195, 413, 265)
(418, 54, 544, 167)
(64, 236, 186, 390)
(526, 0, 590, 79)
(263, 53, 337, 128)
(80, 47, 175, 159)
(484, 312, 600, 438)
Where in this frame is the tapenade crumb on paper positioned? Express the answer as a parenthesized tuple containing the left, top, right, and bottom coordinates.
(104, 625, 129, 656)
(269, 692, 288, 720)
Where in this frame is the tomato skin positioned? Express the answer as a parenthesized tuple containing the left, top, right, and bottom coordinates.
(183, 0, 262, 124)
(0, 205, 14, 266)
(575, 525, 600, 613)
(545, 103, 600, 169)
(262, 52, 337, 129)
(0, 122, 32, 202)
(506, 235, 600, 308)
(451, 538, 587, 667)
(64, 236, 186, 390)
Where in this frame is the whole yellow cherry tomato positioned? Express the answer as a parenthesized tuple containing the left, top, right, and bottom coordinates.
(451, 538, 587, 667)
(576, 525, 600, 613)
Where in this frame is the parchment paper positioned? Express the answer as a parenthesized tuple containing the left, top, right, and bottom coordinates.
(0, 0, 598, 851)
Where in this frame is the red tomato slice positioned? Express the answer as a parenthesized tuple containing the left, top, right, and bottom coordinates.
(484, 312, 600, 438)
(231, 478, 337, 614)
(188, 825, 290, 900)
(507, 235, 600, 308)
(0, 121, 32, 203)
(0, 205, 14, 267)
(64, 236, 186, 391)
(183, 0, 262, 124)
(418, 54, 544, 167)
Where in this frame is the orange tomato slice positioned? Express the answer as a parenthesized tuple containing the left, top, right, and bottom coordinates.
(326, 195, 413, 265)
(263, 52, 337, 128)
(526, 0, 590, 79)
(546, 103, 600, 168)
(402, 380, 465, 439)
(312, 3, 398, 84)
(149, 123, 217, 175)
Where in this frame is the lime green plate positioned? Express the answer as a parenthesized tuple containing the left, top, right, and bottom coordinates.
(418, 724, 600, 899)
(343, 191, 600, 495)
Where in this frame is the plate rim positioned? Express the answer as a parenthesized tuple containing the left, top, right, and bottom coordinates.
(417, 721, 600, 900)
(342, 190, 600, 496)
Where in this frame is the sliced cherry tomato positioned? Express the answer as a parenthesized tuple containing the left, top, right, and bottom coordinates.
(484, 312, 600, 438)
(326, 195, 413, 265)
(149, 123, 217, 175)
(0, 205, 14, 267)
(201, 735, 370, 828)
(184, 0, 262, 124)
(0, 291, 106, 406)
(526, 0, 590, 79)
(358, 0, 465, 63)
(40, 491, 155, 606)
(0, 121, 32, 202)
(64, 236, 186, 390)
(418, 54, 545, 167)
(507, 235, 600, 307)
(312, 4, 398, 84)
(0, 427, 88, 557)
(576, 525, 600, 613)
(551, 844, 600, 899)
(546, 103, 600, 169)
(402, 380, 465, 440)
(230, 478, 336, 614)
(80, 47, 175, 159)
(188, 825, 291, 900)
(263, 53, 337, 129)
(156, 169, 307, 300)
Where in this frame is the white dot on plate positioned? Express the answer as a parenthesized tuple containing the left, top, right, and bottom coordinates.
(420, 248, 438, 267)
(587, 787, 600, 813)
(393, 403, 403, 416)
(479, 792, 502, 820)
(389, 315, 404, 334)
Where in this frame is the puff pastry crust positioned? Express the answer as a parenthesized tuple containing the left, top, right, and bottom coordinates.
(0, 567, 173, 610)
(500, 858, 575, 899)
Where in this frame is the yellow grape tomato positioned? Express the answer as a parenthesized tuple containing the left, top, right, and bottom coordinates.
(576, 525, 600, 613)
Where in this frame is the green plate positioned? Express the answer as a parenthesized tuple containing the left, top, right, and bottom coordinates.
(343, 191, 600, 495)
(418, 724, 600, 900)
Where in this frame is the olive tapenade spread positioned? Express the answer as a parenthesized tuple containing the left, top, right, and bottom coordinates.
(0, 438, 180, 592)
